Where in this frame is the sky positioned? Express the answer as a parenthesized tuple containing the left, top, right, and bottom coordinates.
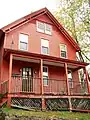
(0, 0, 58, 28)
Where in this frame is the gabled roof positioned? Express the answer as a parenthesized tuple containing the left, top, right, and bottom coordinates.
(1, 7, 80, 51)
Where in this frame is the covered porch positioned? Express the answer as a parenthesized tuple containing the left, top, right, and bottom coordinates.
(6, 51, 89, 96)
(2, 49, 90, 111)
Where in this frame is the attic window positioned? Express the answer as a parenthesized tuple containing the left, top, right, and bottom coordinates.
(60, 44, 67, 58)
(45, 24, 52, 35)
(37, 21, 52, 35)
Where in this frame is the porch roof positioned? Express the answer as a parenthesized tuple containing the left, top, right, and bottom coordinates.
(4, 48, 89, 70)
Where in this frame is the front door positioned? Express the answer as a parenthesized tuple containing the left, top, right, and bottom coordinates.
(22, 68, 33, 92)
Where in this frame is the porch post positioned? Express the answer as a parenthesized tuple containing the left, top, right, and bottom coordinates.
(83, 67, 90, 93)
(40, 59, 43, 95)
(64, 63, 72, 111)
(64, 63, 70, 95)
(40, 59, 46, 110)
(7, 54, 13, 107)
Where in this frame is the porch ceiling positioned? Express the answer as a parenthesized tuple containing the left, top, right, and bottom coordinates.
(43, 60, 80, 70)
(13, 56, 80, 70)
(13, 56, 40, 63)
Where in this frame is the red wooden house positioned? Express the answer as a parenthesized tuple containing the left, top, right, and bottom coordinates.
(0, 8, 90, 111)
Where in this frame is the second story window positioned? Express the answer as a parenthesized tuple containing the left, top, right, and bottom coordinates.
(19, 33, 28, 51)
(60, 44, 67, 58)
(41, 39, 49, 55)
(37, 21, 52, 35)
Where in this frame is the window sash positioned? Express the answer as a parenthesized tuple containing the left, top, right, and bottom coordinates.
(37, 21, 52, 35)
(43, 76, 48, 86)
(37, 21, 45, 33)
(60, 44, 67, 58)
(19, 34, 28, 51)
(61, 51, 66, 58)
(42, 46, 49, 55)
(19, 34, 28, 43)
(20, 41, 28, 50)
(45, 24, 52, 35)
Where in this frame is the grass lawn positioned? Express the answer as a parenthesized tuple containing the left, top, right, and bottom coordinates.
(2, 107, 90, 120)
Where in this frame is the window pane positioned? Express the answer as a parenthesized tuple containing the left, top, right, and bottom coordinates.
(43, 76, 48, 86)
(19, 34, 28, 43)
(20, 42, 27, 50)
(37, 21, 45, 33)
(43, 67, 48, 73)
(60, 44, 66, 51)
(42, 46, 48, 54)
(38, 22, 44, 29)
(68, 71, 73, 88)
(45, 24, 52, 35)
(61, 51, 66, 58)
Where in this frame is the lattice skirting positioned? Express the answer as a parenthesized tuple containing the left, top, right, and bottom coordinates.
(46, 98, 69, 110)
(11, 97, 90, 111)
(71, 98, 90, 110)
(11, 98, 42, 110)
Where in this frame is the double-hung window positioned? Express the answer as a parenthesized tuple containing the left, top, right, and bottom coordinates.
(37, 21, 45, 33)
(19, 33, 28, 51)
(37, 21, 52, 35)
(45, 23, 52, 35)
(60, 44, 67, 58)
(43, 66, 48, 86)
(68, 70, 73, 88)
(41, 39, 49, 55)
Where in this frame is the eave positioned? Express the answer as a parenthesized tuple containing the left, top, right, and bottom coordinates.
(4, 48, 89, 68)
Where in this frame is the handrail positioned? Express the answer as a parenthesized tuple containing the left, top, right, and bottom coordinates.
(0, 80, 8, 85)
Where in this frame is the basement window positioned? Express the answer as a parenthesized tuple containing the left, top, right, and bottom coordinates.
(19, 33, 28, 51)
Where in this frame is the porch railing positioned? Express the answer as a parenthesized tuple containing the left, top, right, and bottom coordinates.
(69, 80, 88, 95)
(11, 76, 88, 95)
(11, 76, 41, 94)
(0, 80, 8, 94)
(43, 79, 67, 95)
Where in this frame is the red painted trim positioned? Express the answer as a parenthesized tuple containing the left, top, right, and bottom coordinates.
(46, 11, 80, 51)
(9, 93, 90, 98)
(65, 63, 70, 95)
(42, 98, 46, 110)
(40, 59, 43, 94)
(7, 54, 13, 107)
(4, 48, 89, 66)
(83, 67, 90, 93)
(1, 8, 80, 51)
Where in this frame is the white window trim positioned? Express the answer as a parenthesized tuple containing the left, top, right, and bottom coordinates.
(36, 20, 52, 35)
(36, 21, 44, 33)
(43, 66, 48, 86)
(45, 24, 52, 35)
(59, 44, 67, 59)
(41, 38, 49, 55)
(19, 33, 28, 51)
